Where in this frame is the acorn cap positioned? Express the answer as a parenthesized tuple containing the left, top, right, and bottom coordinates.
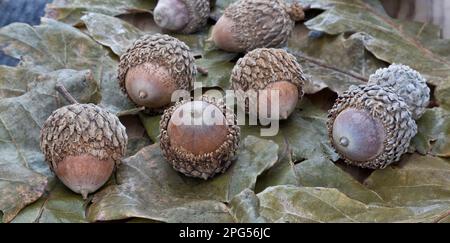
(218, 0, 304, 52)
(327, 84, 417, 169)
(231, 48, 305, 92)
(40, 103, 128, 169)
(159, 97, 240, 179)
(118, 34, 196, 110)
(180, 0, 210, 34)
(231, 48, 305, 118)
(369, 64, 430, 120)
(40, 104, 127, 198)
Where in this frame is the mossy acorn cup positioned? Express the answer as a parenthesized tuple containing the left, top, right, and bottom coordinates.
(368, 64, 430, 120)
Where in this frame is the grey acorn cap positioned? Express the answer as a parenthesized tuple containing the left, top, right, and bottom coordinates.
(369, 64, 430, 120)
(327, 84, 417, 169)
(40, 103, 128, 170)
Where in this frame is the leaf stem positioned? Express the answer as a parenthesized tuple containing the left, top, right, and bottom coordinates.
(292, 51, 369, 83)
(116, 106, 146, 117)
(55, 82, 79, 104)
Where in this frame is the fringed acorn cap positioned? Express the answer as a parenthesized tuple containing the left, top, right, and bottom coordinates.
(160, 96, 240, 179)
(231, 48, 305, 93)
(181, 0, 210, 34)
(327, 84, 417, 169)
(231, 48, 306, 120)
(369, 64, 430, 120)
(40, 103, 128, 198)
(214, 0, 305, 52)
(153, 0, 210, 34)
(40, 103, 127, 169)
(118, 34, 196, 111)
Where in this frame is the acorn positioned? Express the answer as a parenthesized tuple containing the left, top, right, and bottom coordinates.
(327, 84, 417, 169)
(368, 64, 430, 119)
(153, 0, 210, 34)
(231, 48, 306, 120)
(40, 84, 127, 199)
(159, 96, 240, 179)
(211, 0, 305, 53)
(118, 34, 196, 112)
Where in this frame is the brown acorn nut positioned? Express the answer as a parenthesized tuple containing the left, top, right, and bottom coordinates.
(153, 0, 210, 34)
(212, 0, 305, 53)
(327, 84, 417, 169)
(118, 34, 196, 112)
(231, 48, 306, 120)
(160, 97, 240, 179)
(40, 103, 128, 199)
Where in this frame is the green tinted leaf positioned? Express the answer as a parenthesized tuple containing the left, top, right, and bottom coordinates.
(288, 28, 382, 94)
(255, 157, 298, 192)
(436, 81, 450, 111)
(0, 18, 132, 113)
(0, 66, 40, 99)
(11, 181, 87, 223)
(295, 158, 383, 204)
(81, 13, 143, 56)
(87, 144, 232, 223)
(242, 98, 338, 162)
(138, 113, 161, 143)
(412, 108, 450, 157)
(46, 0, 156, 26)
(229, 189, 268, 223)
(88, 136, 278, 222)
(257, 185, 448, 223)
(301, 0, 450, 86)
(256, 157, 384, 204)
(365, 154, 450, 207)
(196, 50, 238, 89)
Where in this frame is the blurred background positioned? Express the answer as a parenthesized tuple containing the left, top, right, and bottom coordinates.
(380, 0, 450, 38)
(0, 0, 449, 66)
(0, 0, 51, 66)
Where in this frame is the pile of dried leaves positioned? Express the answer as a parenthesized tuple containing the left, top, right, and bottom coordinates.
(0, 0, 449, 223)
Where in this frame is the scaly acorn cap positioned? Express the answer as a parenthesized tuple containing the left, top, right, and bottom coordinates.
(369, 63, 430, 119)
(154, 0, 210, 34)
(160, 96, 240, 179)
(40, 103, 128, 198)
(213, 0, 305, 52)
(118, 34, 196, 112)
(231, 48, 306, 120)
(327, 84, 417, 169)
